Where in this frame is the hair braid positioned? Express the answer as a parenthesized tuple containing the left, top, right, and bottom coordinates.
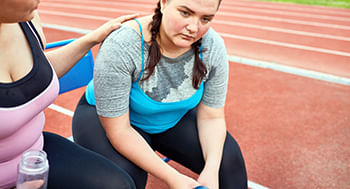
(192, 39, 207, 89)
(141, 2, 162, 81)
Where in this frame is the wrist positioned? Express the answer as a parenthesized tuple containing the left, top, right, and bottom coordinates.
(156, 165, 181, 185)
(164, 170, 184, 187)
(82, 32, 100, 47)
(203, 159, 220, 173)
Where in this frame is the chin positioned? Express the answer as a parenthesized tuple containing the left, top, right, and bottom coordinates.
(17, 13, 35, 22)
(174, 41, 194, 48)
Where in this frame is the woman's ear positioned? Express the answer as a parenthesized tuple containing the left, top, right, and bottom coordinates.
(160, 0, 167, 14)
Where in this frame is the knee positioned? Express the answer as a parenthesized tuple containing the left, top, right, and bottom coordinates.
(94, 168, 136, 189)
(220, 142, 246, 175)
(101, 174, 136, 189)
(219, 135, 248, 188)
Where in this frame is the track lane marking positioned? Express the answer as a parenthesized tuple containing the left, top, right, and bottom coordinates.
(219, 6, 350, 22)
(48, 104, 74, 117)
(39, 4, 350, 42)
(39, 3, 350, 30)
(39, 13, 350, 56)
(40, 3, 150, 14)
(218, 12, 350, 30)
(220, 33, 350, 57)
(41, 1, 350, 22)
(215, 20, 350, 42)
(228, 55, 350, 86)
(222, 0, 350, 16)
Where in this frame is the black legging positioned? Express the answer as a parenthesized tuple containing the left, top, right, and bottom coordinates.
(43, 132, 136, 189)
(72, 94, 247, 189)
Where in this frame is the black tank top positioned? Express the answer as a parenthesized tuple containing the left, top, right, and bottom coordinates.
(0, 22, 53, 107)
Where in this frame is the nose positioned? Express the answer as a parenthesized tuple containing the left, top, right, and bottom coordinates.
(186, 18, 199, 33)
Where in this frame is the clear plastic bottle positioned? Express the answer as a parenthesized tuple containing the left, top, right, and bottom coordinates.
(16, 149, 49, 189)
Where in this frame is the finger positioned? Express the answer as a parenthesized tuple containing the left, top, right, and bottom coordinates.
(117, 13, 139, 22)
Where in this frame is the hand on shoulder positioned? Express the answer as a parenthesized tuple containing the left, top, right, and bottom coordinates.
(86, 13, 139, 45)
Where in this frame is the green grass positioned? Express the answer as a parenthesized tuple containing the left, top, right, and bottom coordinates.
(256, 0, 350, 8)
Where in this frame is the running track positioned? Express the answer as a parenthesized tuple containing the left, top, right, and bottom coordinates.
(38, 0, 350, 188)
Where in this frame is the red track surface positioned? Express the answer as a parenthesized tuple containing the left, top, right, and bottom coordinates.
(39, 0, 350, 188)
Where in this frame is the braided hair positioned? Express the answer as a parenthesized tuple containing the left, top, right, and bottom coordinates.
(141, 1, 209, 89)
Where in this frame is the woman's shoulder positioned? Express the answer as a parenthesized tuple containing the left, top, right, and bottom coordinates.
(122, 15, 153, 41)
(106, 25, 139, 44)
(202, 28, 225, 47)
(201, 28, 227, 60)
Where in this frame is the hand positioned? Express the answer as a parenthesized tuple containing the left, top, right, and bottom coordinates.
(87, 13, 138, 44)
(17, 179, 44, 189)
(166, 173, 201, 189)
(197, 167, 219, 189)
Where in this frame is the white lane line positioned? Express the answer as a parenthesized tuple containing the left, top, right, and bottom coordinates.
(40, 12, 350, 57)
(222, 1, 350, 16)
(39, 10, 110, 20)
(45, 0, 350, 18)
(228, 55, 350, 86)
(42, 0, 350, 22)
(40, 0, 154, 9)
(42, 23, 350, 86)
(215, 20, 350, 42)
(39, 6, 350, 31)
(48, 104, 74, 117)
(221, 6, 350, 22)
(40, 3, 149, 14)
(67, 136, 74, 142)
(218, 12, 350, 30)
(43, 23, 90, 34)
(221, 32, 350, 57)
(40, 4, 350, 42)
(248, 180, 270, 189)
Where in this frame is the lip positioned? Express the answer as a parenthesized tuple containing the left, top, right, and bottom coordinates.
(181, 34, 195, 40)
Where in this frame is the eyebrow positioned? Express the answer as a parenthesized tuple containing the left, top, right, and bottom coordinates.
(179, 6, 215, 17)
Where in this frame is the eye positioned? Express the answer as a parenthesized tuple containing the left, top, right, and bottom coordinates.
(201, 17, 212, 24)
(180, 10, 190, 17)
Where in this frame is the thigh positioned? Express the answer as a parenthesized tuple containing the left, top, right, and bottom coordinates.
(43, 132, 135, 189)
(72, 94, 149, 189)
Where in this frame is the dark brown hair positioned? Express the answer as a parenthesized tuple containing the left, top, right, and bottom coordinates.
(141, 0, 221, 89)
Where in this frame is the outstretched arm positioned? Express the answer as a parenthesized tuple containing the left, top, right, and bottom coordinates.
(32, 11, 137, 78)
(196, 102, 227, 189)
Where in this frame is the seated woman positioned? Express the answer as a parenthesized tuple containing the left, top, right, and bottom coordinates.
(0, 0, 137, 188)
(73, 0, 247, 188)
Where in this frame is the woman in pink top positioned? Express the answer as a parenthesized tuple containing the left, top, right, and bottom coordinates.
(0, 0, 137, 188)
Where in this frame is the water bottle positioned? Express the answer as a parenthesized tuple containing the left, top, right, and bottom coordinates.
(16, 149, 49, 189)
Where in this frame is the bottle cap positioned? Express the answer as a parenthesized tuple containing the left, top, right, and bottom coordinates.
(19, 149, 49, 174)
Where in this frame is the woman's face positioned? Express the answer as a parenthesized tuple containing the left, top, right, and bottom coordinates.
(160, 0, 219, 48)
(0, 0, 40, 23)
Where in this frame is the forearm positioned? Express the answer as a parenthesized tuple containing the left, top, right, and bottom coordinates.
(103, 121, 180, 184)
(198, 118, 226, 171)
(45, 34, 98, 78)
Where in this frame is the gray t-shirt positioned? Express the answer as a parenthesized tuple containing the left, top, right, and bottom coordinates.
(94, 26, 228, 117)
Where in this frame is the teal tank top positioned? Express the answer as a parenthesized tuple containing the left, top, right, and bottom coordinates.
(85, 19, 204, 134)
